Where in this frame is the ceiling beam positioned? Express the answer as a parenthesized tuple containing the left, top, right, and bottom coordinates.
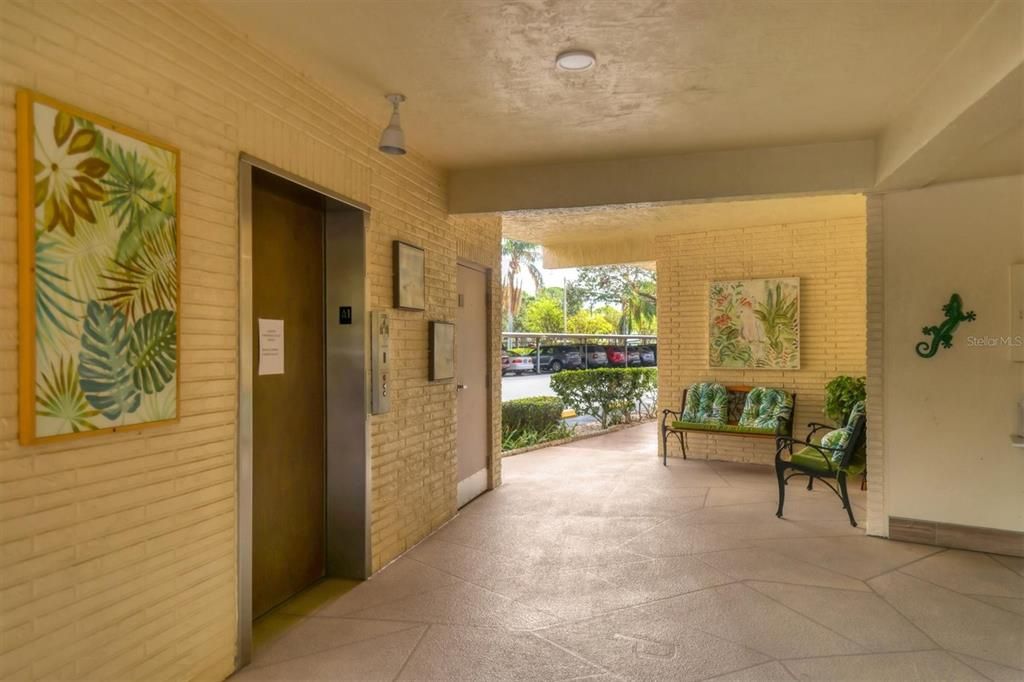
(875, 0, 1024, 190)
(448, 140, 875, 214)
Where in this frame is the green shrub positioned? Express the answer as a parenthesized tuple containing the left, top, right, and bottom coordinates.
(824, 375, 866, 423)
(550, 367, 658, 428)
(501, 396, 564, 434)
(501, 423, 574, 452)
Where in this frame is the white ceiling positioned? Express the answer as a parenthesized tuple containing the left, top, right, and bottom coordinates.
(203, 0, 995, 169)
(502, 193, 865, 245)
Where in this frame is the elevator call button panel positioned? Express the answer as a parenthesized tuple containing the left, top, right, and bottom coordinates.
(371, 311, 390, 414)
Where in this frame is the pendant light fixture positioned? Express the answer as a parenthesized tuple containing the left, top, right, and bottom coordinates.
(378, 94, 407, 155)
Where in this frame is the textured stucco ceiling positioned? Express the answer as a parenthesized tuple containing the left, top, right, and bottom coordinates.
(202, 0, 993, 169)
(502, 194, 865, 245)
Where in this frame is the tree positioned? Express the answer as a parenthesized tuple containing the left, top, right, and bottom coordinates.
(502, 239, 543, 331)
(595, 305, 622, 332)
(575, 265, 657, 334)
(521, 297, 565, 334)
(566, 310, 614, 335)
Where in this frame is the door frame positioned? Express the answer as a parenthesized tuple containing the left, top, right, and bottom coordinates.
(456, 259, 496, 497)
(236, 155, 371, 669)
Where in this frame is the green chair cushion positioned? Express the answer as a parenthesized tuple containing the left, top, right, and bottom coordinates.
(671, 421, 776, 435)
(791, 446, 865, 476)
(738, 387, 793, 431)
(680, 382, 727, 426)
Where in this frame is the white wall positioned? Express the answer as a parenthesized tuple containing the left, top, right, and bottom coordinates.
(882, 175, 1024, 532)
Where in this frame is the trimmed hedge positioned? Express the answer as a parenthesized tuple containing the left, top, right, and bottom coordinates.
(550, 367, 658, 428)
(501, 396, 564, 433)
(501, 396, 570, 452)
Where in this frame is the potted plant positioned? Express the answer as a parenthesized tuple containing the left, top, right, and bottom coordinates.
(824, 375, 866, 424)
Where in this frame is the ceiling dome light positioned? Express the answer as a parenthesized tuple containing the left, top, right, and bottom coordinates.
(555, 50, 596, 71)
(378, 94, 407, 155)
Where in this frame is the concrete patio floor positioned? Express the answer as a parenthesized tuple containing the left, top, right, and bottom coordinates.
(236, 422, 1024, 681)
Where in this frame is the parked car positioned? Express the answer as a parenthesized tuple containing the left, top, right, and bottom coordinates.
(579, 344, 609, 368)
(604, 345, 627, 367)
(638, 345, 657, 366)
(538, 345, 583, 373)
(626, 347, 642, 366)
(502, 352, 535, 376)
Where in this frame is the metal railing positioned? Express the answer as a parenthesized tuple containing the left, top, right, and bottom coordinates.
(502, 332, 657, 373)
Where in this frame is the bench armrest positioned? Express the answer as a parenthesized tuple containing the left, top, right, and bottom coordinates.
(805, 422, 834, 439)
(775, 437, 842, 472)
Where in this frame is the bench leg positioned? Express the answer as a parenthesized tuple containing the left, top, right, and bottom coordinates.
(662, 428, 668, 466)
(838, 473, 857, 527)
(775, 463, 787, 518)
(681, 432, 688, 460)
(807, 477, 814, 491)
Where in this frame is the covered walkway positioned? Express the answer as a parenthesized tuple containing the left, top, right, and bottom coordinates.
(237, 424, 1024, 681)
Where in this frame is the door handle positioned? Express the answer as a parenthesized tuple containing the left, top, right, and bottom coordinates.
(457, 384, 468, 390)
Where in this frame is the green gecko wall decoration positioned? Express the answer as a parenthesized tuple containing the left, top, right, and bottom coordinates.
(916, 293, 975, 359)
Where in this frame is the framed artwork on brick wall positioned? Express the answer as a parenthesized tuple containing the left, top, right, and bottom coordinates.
(709, 277, 800, 369)
(429, 321, 455, 381)
(393, 240, 425, 310)
(16, 91, 181, 444)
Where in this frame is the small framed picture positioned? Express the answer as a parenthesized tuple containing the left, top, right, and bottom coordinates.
(429, 321, 455, 381)
(394, 240, 425, 311)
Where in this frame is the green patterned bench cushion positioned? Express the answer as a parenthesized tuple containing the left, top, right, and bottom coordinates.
(680, 382, 728, 426)
(738, 387, 793, 431)
(791, 446, 865, 476)
(818, 400, 867, 466)
(671, 421, 776, 436)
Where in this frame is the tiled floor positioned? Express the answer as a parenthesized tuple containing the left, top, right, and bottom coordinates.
(235, 422, 1024, 681)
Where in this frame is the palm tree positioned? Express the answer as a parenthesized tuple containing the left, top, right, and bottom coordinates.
(502, 239, 543, 331)
(620, 279, 657, 334)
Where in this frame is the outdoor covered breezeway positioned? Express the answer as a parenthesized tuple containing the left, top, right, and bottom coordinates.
(2, 0, 1022, 679)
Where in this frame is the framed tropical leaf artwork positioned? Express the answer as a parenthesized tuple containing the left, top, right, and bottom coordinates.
(709, 278, 800, 370)
(16, 91, 180, 444)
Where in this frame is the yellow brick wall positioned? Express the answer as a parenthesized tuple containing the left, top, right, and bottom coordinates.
(657, 216, 867, 464)
(0, 1, 501, 679)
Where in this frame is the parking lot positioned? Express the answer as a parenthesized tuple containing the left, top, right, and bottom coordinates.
(501, 373, 556, 401)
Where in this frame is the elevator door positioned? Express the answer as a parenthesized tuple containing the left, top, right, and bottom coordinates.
(456, 264, 489, 507)
(251, 169, 325, 618)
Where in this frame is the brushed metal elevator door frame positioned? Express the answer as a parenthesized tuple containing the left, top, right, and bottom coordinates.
(456, 261, 492, 508)
(236, 156, 370, 670)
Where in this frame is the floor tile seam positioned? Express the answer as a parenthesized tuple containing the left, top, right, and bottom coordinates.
(962, 593, 1024, 617)
(860, 547, 949, 582)
(391, 623, 432, 682)
(689, 545, 871, 591)
(776, 646, 951, 664)
(758, 540, 946, 584)
(946, 648, 1024, 674)
(890, 563, 1024, 610)
(695, 659, 795, 682)
(948, 651, 1012, 680)
(736, 576, 877, 595)
(892, 555, 1024, 599)
(725, 542, 889, 584)
(528, 630, 617, 678)
(740, 579, 938, 655)
(683, 620, 780, 663)
(401, 555, 573, 626)
(527, 580, 746, 632)
(989, 554, 1024, 577)
(861, 576, 947, 650)
(248, 622, 426, 671)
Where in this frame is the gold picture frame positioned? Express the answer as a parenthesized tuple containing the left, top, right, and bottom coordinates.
(17, 90, 182, 444)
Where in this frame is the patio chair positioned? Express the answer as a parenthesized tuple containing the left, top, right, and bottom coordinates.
(774, 401, 866, 527)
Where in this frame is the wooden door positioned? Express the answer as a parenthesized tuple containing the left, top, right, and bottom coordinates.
(251, 168, 325, 617)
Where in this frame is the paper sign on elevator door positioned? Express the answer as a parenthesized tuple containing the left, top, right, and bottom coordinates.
(258, 318, 285, 375)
